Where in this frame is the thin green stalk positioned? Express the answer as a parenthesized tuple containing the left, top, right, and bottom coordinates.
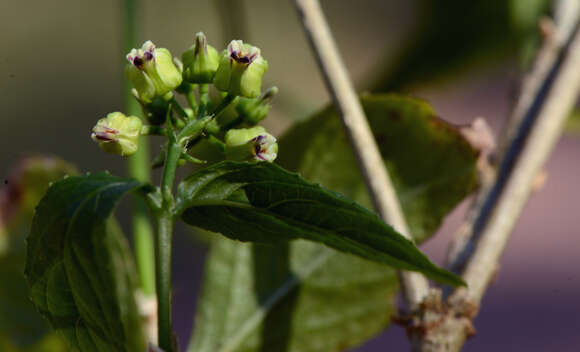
(123, 0, 155, 296)
(211, 93, 236, 117)
(181, 152, 206, 164)
(198, 84, 210, 118)
(185, 84, 199, 115)
(156, 140, 182, 352)
(171, 96, 190, 120)
(155, 212, 175, 352)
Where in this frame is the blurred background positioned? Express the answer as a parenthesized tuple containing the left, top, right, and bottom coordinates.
(1, 0, 579, 351)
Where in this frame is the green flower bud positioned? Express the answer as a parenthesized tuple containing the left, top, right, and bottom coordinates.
(91, 112, 143, 156)
(225, 127, 278, 162)
(126, 41, 182, 103)
(236, 86, 278, 125)
(182, 32, 220, 84)
(214, 40, 268, 98)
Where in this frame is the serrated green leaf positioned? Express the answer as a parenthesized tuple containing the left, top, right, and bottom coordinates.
(177, 161, 464, 286)
(188, 94, 479, 352)
(24, 172, 147, 352)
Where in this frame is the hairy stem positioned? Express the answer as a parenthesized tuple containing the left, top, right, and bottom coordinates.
(156, 140, 182, 352)
(155, 211, 175, 352)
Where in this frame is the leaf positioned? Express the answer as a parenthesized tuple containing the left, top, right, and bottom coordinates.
(279, 94, 479, 242)
(0, 156, 76, 350)
(190, 239, 398, 352)
(177, 161, 464, 286)
(24, 172, 147, 352)
(188, 94, 479, 352)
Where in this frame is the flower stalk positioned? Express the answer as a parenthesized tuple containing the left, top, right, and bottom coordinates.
(92, 30, 275, 350)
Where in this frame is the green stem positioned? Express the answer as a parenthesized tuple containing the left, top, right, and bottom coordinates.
(177, 115, 213, 147)
(156, 140, 182, 352)
(181, 152, 206, 164)
(171, 96, 190, 120)
(123, 0, 156, 297)
(155, 212, 174, 352)
(211, 93, 236, 118)
(198, 84, 210, 118)
(185, 84, 199, 115)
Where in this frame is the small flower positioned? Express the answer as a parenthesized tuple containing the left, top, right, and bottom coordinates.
(225, 127, 278, 162)
(214, 40, 268, 98)
(236, 86, 278, 125)
(91, 112, 143, 156)
(182, 32, 220, 84)
(126, 41, 182, 103)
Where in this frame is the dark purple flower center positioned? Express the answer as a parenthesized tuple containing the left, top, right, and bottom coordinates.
(132, 57, 144, 68)
(93, 127, 118, 142)
(230, 51, 258, 65)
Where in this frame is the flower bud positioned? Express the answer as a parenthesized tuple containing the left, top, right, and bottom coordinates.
(91, 112, 143, 156)
(182, 32, 220, 84)
(236, 86, 278, 125)
(214, 40, 268, 98)
(225, 127, 278, 162)
(126, 41, 182, 103)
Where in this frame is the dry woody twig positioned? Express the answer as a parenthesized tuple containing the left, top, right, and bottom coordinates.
(292, 0, 430, 312)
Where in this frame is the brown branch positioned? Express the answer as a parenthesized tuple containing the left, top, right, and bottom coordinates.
(415, 7, 580, 351)
(292, 0, 430, 311)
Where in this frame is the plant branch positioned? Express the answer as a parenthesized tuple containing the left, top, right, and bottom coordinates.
(417, 9, 580, 352)
(292, 0, 429, 311)
(459, 17, 580, 304)
(447, 10, 580, 286)
(155, 138, 182, 352)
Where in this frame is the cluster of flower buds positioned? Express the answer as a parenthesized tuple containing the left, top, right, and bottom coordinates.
(91, 32, 278, 162)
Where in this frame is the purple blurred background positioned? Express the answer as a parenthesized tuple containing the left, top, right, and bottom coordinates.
(1, 0, 578, 350)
